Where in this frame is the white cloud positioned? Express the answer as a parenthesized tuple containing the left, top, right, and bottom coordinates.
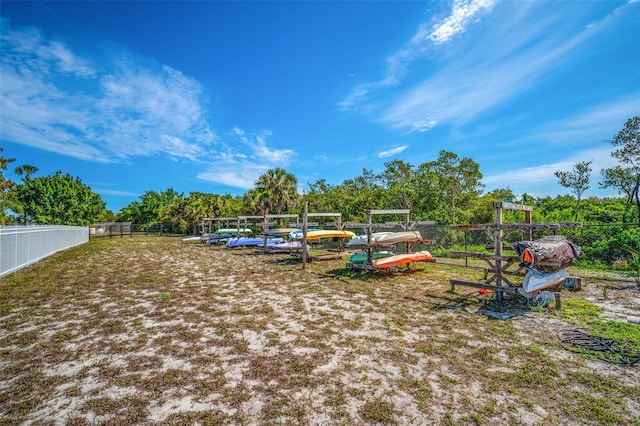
(378, 145, 409, 158)
(0, 20, 215, 163)
(483, 146, 620, 196)
(339, 0, 495, 111)
(196, 128, 296, 189)
(0, 20, 299, 192)
(340, 0, 632, 136)
(428, 0, 496, 45)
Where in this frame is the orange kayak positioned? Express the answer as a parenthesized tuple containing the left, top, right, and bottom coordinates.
(372, 250, 433, 269)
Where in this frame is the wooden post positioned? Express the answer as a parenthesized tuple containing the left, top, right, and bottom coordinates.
(524, 209, 533, 241)
(494, 202, 504, 302)
(366, 210, 373, 265)
(302, 202, 308, 270)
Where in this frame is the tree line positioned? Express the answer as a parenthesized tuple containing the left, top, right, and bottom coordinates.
(1, 117, 638, 230)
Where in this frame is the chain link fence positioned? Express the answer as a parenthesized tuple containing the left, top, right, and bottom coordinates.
(89, 221, 639, 284)
(413, 223, 639, 284)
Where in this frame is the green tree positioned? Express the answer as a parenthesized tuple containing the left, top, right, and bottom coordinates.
(468, 188, 517, 225)
(554, 160, 592, 221)
(378, 159, 416, 210)
(117, 188, 184, 225)
(0, 148, 18, 224)
(601, 116, 640, 224)
(16, 172, 105, 225)
(14, 164, 39, 181)
(14, 164, 39, 223)
(420, 150, 483, 224)
(160, 192, 238, 234)
(253, 168, 299, 215)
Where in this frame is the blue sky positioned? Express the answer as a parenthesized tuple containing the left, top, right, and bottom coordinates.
(1, 0, 639, 213)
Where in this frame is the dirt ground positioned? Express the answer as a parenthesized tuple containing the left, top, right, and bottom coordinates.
(0, 236, 638, 425)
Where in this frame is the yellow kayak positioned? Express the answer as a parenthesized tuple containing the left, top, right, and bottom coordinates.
(305, 230, 356, 241)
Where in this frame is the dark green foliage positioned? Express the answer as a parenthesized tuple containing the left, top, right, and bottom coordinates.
(116, 188, 184, 226)
(250, 167, 299, 215)
(579, 226, 640, 266)
(0, 148, 18, 224)
(16, 172, 105, 225)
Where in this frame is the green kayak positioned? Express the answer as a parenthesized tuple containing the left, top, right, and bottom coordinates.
(348, 251, 394, 264)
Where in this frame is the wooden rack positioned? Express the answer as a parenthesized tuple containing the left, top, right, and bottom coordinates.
(449, 202, 581, 301)
(346, 209, 435, 270)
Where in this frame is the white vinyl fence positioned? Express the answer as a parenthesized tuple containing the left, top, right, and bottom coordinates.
(0, 225, 89, 278)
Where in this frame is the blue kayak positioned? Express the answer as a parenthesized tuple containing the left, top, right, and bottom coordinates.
(226, 237, 285, 248)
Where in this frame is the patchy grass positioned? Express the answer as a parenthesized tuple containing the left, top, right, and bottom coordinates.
(0, 236, 639, 425)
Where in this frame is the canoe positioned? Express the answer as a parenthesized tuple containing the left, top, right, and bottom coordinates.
(374, 231, 423, 245)
(348, 251, 395, 264)
(521, 268, 569, 293)
(346, 232, 393, 247)
(226, 237, 284, 248)
(372, 250, 433, 269)
(305, 230, 356, 241)
(215, 228, 252, 234)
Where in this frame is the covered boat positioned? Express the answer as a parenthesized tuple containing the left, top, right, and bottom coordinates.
(513, 235, 582, 273)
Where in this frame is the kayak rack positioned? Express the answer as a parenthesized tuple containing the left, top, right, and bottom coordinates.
(449, 202, 581, 301)
(345, 209, 435, 271)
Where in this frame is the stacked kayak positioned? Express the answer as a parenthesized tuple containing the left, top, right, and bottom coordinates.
(348, 251, 394, 264)
(288, 229, 322, 239)
(305, 230, 355, 240)
(265, 228, 298, 237)
(226, 237, 284, 248)
(267, 240, 307, 251)
(215, 228, 252, 235)
(375, 231, 423, 245)
(207, 233, 233, 244)
(346, 232, 392, 247)
(371, 251, 433, 269)
(289, 229, 355, 240)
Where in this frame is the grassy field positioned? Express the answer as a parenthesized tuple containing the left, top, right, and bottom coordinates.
(0, 236, 638, 425)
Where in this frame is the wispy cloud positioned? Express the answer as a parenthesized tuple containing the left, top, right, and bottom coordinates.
(479, 94, 640, 152)
(197, 128, 296, 189)
(378, 145, 409, 158)
(482, 97, 636, 195)
(339, 0, 495, 112)
(340, 0, 631, 135)
(428, 0, 497, 45)
(483, 147, 620, 196)
(0, 19, 214, 163)
(0, 19, 296, 191)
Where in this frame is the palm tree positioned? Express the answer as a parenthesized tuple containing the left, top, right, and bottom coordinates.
(15, 164, 39, 181)
(254, 168, 299, 215)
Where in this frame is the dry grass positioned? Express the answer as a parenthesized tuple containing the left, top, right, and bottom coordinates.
(0, 236, 639, 425)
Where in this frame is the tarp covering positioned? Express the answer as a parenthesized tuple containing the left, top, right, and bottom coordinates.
(512, 235, 582, 273)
